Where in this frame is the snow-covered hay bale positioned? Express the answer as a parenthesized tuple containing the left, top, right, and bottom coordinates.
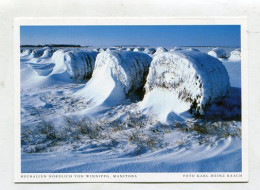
(187, 48, 200, 52)
(40, 48, 53, 58)
(20, 49, 32, 57)
(229, 49, 241, 61)
(106, 47, 116, 51)
(99, 48, 106, 52)
(208, 47, 227, 59)
(126, 47, 134, 51)
(170, 47, 182, 52)
(120, 47, 127, 51)
(144, 48, 156, 54)
(133, 47, 145, 52)
(144, 50, 230, 115)
(155, 47, 168, 54)
(51, 50, 98, 80)
(78, 51, 152, 105)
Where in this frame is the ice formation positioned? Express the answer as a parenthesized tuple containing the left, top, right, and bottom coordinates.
(208, 47, 227, 59)
(143, 50, 230, 116)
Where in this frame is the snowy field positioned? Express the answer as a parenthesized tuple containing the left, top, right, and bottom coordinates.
(20, 46, 241, 173)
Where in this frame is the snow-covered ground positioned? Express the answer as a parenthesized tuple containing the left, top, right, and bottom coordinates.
(20, 46, 241, 173)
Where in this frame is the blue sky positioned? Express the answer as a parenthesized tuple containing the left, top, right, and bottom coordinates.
(20, 25, 240, 47)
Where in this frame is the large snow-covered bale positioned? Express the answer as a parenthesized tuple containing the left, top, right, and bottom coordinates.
(144, 50, 230, 115)
(133, 47, 145, 52)
(208, 47, 227, 59)
(78, 51, 152, 105)
(229, 49, 241, 61)
(51, 50, 98, 80)
(95, 51, 152, 95)
(154, 47, 168, 54)
(144, 48, 156, 54)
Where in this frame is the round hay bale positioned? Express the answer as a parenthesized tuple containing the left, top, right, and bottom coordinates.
(208, 47, 227, 58)
(145, 50, 230, 115)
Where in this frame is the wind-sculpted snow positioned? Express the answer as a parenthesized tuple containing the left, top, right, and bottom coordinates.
(144, 48, 156, 54)
(208, 47, 227, 59)
(143, 50, 230, 116)
(229, 49, 241, 61)
(78, 51, 152, 106)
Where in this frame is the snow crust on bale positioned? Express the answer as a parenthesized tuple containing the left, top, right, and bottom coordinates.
(78, 51, 152, 105)
(144, 48, 156, 54)
(229, 49, 241, 61)
(208, 47, 227, 58)
(143, 50, 230, 116)
(50, 50, 98, 80)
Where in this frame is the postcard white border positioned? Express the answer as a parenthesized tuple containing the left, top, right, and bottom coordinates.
(14, 17, 248, 183)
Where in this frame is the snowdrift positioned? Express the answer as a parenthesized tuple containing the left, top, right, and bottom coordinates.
(229, 49, 241, 61)
(78, 51, 152, 106)
(144, 48, 156, 54)
(208, 48, 227, 59)
(143, 50, 230, 117)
